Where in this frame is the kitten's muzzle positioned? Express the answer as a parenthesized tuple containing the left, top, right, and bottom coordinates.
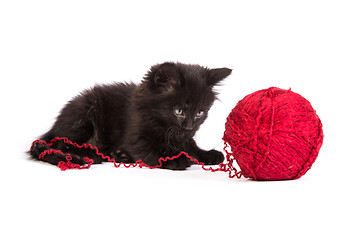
(182, 121, 194, 131)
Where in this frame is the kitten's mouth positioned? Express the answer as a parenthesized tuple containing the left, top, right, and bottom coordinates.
(182, 128, 196, 138)
(165, 126, 193, 140)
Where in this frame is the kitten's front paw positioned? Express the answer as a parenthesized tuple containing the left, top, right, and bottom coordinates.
(201, 150, 224, 165)
(110, 150, 134, 163)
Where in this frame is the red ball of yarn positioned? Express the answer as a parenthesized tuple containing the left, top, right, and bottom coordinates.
(223, 87, 323, 180)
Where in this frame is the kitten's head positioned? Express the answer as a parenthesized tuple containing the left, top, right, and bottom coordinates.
(139, 62, 232, 137)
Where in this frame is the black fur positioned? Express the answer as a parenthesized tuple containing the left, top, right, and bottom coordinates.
(29, 62, 232, 170)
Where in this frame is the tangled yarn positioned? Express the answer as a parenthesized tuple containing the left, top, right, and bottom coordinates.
(223, 87, 323, 180)
(30, 137, 230, 174)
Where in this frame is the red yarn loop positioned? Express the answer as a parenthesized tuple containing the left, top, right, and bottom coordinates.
(223, 87, 323, 180)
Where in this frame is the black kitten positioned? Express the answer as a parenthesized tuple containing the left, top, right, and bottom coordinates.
(30, 62, 232, 170)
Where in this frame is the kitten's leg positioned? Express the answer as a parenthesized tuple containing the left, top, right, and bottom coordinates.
(30, 96, 104, 166)
(159, 155, 191, 170)
(30, 141, 88, 166)
(186, 139, 224, 165)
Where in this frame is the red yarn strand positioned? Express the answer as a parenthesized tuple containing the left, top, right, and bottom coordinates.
(30, 137, 241, 178)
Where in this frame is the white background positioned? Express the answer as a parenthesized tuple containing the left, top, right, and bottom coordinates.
(1, 0, 359, 239)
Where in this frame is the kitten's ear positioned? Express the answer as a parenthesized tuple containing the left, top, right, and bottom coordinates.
(208, 68, 232, 86)
(152, 62, 180, 90)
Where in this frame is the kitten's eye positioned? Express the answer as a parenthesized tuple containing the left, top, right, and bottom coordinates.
(174, 108, 184, 117)
(196, 111, 204, 118)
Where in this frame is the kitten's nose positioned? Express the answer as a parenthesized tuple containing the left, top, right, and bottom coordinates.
(183, 122, 194, 131)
